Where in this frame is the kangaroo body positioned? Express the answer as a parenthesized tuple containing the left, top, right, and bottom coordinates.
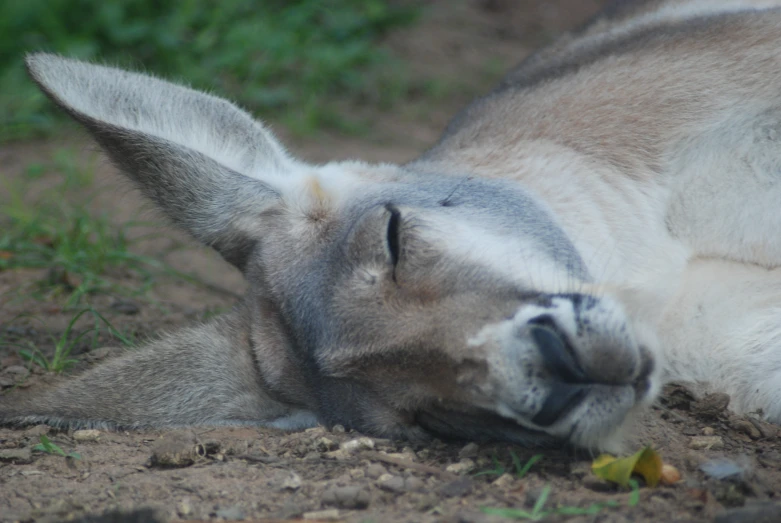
(4, 0, 781, 451)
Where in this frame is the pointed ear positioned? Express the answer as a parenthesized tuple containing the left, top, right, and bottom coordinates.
(26, 53, 301, 270)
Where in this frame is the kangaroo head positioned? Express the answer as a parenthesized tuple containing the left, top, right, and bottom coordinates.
(20, 54, 662, 450)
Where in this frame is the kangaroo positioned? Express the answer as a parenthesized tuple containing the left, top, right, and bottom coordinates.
(4, 0, 781, 452)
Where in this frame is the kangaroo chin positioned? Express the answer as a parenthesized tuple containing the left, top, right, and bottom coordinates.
(6, 0, 781, 451)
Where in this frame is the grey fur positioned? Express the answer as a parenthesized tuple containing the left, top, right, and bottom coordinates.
(6, 1, 781, 451)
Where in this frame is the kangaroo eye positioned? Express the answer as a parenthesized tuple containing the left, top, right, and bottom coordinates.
(385, 204, 402, 267)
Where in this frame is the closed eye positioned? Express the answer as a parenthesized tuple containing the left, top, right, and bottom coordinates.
(385, 204, 402, 267)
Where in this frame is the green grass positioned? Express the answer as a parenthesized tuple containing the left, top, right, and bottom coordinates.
(0, 148, 208, 307)
(13, 307, 135, 373)
(474, 451, 543, 479)
(481, 480, 642, 521)
(33, 434, 81, 459)
(0, 0, 421, 141)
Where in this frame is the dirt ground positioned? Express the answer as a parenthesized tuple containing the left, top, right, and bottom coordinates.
(2, 1, 781, 522)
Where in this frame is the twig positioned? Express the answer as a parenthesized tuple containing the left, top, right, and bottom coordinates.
(361, 450, 457, 480)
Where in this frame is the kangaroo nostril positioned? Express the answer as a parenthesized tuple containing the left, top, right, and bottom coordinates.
(529, 323, 588, 384)
(532, 382, 588, 427)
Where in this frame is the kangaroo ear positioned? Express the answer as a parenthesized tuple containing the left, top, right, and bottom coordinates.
(26, 53, 302, 271)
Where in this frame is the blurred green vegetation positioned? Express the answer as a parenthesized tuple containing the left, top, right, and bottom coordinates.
(0, 0, 420, 141)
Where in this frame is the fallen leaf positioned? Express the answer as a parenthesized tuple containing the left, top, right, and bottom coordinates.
(592, 446, 663, 487)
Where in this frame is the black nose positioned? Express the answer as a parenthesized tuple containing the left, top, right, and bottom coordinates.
(529, 322, 587, 384)
(532, 381, 588, 427)
(529, 322, 589, 427)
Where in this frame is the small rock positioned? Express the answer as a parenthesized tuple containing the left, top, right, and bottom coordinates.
(692, 393, 730, 419)
(415, 493, 440, 511)
(304, 509, 342, 521)
(492, 473, 517, 489)
(458, 442, 480, 459)
(661, 383, 696, 410)
(324, 449, 352, 461)
(438, 477, 474, 497)
(689, 436, 724, 450)
(86, 347, 112, 363)
(715, 502, 781, 523)
(377, 474, 405, 493)
(3, 366, 29, 379)
(331, 424, 346, 434)
(446, 458, 476, 475)
(340, 437, 375, 453)
(404, 476, 425, 492)
(23, 425, 51, 438)
(731, 419, 762, 439)
(316, 437, 338, 452)
(703, 427, 716, 436)
(5, 325, 35, 337)
(0, 448, 33, 464)
(215, 505, 245, 521)
(365, 463, 387, 479)
(746, 417, 779, 439)
(110, 299, 140, 315)
(701, 459, 748, 481)
(177, 498, 192, 517)
(349, 468, 365, 479)
(569, 462, 591, 479)
(280, 471, 302, 491)
(150, 431, 199, 468)
(321, 485, 371, 509)
(383, 451, 417, 462)
(73, 429, 101, 442)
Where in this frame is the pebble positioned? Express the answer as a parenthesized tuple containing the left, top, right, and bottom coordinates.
(316, 437, 339, 452)
(405, 476, 425, 492)
(0, 448, 33, 464)
(383, 451, 417, 462)
(280, 471, 302, 491)
(378, 474, 406, 493)
(324, 449, 352, 461)
(23, 425, 51, 438)
(110, 298, 140, 315)
(150, 431, 199, 468)
(458, 443, 480, 459)
(3, 366, 29, 379)
(714, 502, 781, 523)
(492, 473, 516, 489)
(340, 437, 375, 453)
(692, 393, 730, 419)
(701, 459, 747, 480)
(689, 436, 725, 450)
(445, 458, 476, 475)
(703, 427, 716, 436)
(438, 477, 474, 497)
(215, 505, 245, 521)
(73, 429, 101, 442)
(304, 509, 342, 521)
(731, 419, 761, 439)
(321, 485, 371, 509)
(177, 498, 192, 517)
(365, 463, 387, 479)
(331, 424, 346, 434)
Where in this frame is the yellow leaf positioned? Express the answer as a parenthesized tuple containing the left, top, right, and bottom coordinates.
(591, 446, 663, 487)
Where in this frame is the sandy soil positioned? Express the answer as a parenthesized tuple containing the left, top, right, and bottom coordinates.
(2, 1, 781, 522)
